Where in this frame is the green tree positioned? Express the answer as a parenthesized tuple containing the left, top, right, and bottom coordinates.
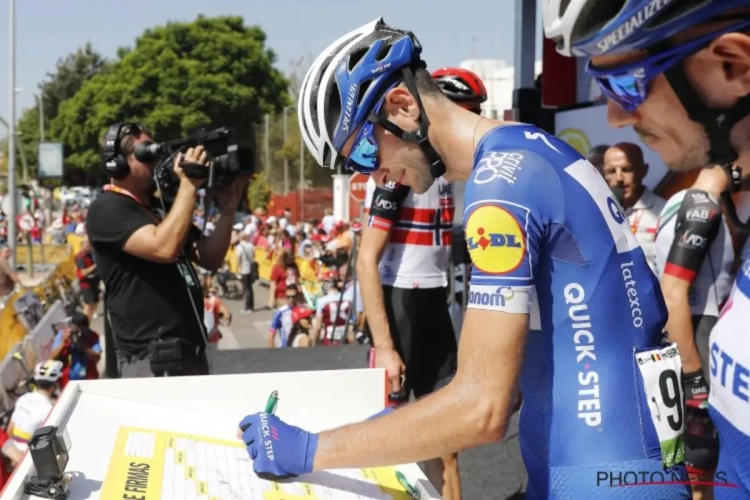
(246, 171, 272, 211)
(50, 15, 290, 173)
(15, 43, 109, 178)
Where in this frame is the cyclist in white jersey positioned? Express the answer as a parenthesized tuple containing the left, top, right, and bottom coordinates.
(544, 0, 750, 497)
(1, 360, 62, 466)
(654, 167, 734, 495)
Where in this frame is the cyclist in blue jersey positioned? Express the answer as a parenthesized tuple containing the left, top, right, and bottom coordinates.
(237, 18, 691, 499)
(542, 1, 750, 498)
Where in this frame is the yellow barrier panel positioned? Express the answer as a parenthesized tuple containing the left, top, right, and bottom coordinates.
(67, 233, 85, 255)
(0, 290, 29, 358)
(14, 244, 73, 266)
(0, 246, 77, 362)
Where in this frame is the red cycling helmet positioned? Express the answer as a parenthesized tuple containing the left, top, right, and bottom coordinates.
(432, 68, 487, 111)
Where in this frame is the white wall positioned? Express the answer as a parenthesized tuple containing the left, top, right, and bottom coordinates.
(459, 58, 543, 119)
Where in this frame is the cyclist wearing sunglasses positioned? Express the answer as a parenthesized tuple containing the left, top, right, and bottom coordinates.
(238, 17, 690, 498)
(544, 1, 750, 498)
(356, 67, 485, 500)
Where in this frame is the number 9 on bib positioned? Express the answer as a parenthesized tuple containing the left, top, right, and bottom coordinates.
(635, 343, 686, 468)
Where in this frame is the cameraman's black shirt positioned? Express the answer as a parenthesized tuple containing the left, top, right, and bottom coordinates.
(86, 190, 205, 357)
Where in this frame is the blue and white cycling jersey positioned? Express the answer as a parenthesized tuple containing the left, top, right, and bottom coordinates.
(270, 305, 293, 348)
(464, 124, 691, 499)
(709, 258, 750, 499)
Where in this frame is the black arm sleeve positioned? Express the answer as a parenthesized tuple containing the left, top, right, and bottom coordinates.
(665, 189, 722, 283)
(366, 181, 410, 230)
(86, 193, 156, 250)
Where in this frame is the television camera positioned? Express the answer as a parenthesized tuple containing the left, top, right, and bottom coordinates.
(134, 127, 256, 198)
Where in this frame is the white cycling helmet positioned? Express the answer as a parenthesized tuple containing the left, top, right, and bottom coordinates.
(298, 18, 427, 171)
(542, 0, 750, 57)
(34, 360, 63, 383)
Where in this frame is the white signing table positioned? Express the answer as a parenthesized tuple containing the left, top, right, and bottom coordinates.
(2, 368, 440, 499)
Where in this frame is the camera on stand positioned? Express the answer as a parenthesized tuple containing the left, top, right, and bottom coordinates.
(134, 126, 256, 204)
(24, 425, 73, 499)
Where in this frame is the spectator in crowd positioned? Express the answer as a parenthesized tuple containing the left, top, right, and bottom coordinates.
(254, 224, 270, 249)
(50, 312, 101, 387)
(333, 220, 352, 254)
(295, 231, 313, 257)
(287, 306, 313, 348)
(2, 361, 63, 467)
(29, 216, 42, 244)
(46, 219, 67, 245)
(203, 286, 230, 345)
(321, 208, 336, 234)
(602, 143, 666, 273)
(0, 245, 18, 298)
(277, 230, 294, 252)
(268, 250, 299, 309)
(268, 284, 304, 348)
(74, 212, 87, 234)
(87, 123, 245, 377)
(235, 230, 256, 313)
(74, 236, 100, 320)
(311, 273, 352, 345)
(587, 144, 610, 176)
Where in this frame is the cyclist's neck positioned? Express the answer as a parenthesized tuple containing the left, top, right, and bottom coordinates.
(423, 101, 508, 183)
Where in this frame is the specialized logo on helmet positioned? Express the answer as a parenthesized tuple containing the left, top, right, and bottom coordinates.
(341, 82, 358, 134)
(465, 204, 526, 274)
(597, 0, 674, 54)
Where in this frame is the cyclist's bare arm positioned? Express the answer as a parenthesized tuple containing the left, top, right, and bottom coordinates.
(356, 225, 392, 349)
(312, 309, 528, 469)
(661, 276, 702, 372)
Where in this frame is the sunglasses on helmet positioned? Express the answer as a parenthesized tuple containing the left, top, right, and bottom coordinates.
(586, 19, 750, 113)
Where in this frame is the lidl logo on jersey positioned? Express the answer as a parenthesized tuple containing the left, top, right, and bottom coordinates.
(465, 202, 529, 276)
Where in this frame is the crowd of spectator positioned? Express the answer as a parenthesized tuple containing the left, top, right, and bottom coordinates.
(196, 205, 365, 349)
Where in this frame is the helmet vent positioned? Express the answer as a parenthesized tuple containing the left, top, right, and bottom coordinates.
(571, 1, 626, 44)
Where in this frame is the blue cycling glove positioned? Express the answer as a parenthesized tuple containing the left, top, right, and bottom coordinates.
(239, 413, 319, 480)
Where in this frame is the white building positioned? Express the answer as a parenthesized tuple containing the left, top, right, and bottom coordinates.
(459, 59, 543, 119)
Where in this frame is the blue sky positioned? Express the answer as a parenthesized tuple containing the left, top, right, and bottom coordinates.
(0, 0, 542, 138)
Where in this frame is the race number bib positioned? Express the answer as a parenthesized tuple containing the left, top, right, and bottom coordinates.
(635, 343, 685, 468)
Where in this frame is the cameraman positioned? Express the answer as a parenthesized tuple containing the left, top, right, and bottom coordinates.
(86, 123, 245, 378)
(50, 312, 101, 388)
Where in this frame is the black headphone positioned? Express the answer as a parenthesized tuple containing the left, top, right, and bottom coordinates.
(102, 122, 142, 179)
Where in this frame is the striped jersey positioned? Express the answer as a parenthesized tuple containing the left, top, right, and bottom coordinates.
(364, 177, 454, 289)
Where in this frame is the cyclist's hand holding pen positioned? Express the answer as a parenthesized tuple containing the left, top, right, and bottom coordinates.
(238, 391, 401, 480)
(238, 390, 319, 480)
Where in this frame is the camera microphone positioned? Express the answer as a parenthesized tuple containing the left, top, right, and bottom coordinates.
(134, 142, 165, 163)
